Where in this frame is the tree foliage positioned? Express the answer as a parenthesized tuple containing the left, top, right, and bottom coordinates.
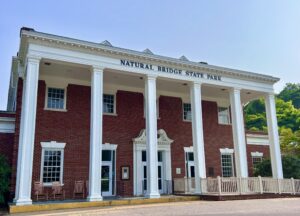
(278, 83, 300, 109)
(245, 98, 300, 132)
(0, 154, 10, 204)
(253, 155, 300, 179)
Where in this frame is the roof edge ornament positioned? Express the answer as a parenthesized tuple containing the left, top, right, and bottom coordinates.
(143, 48, 153, 55)
(179, 55, 189, 61)
(20, 27, 35, 37)
(101, 40, 112, 47)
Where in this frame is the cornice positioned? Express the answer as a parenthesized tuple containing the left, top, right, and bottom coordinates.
(20, 29, 280, 84)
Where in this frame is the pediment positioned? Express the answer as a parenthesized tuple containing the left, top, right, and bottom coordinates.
(133, 129, 173, 145)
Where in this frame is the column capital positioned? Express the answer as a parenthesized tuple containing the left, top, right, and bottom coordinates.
(265, 92, 276, 99)
(191, 81, 202, 87)
(146, 74, 157, 80)
(91, 65, 105, 72)
(26, 54, 41, 64)
(230, 87, 242, 93)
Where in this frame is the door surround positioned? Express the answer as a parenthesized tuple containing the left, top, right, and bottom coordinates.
(133, 129, 173, 196)
(101, 143, 117, 196)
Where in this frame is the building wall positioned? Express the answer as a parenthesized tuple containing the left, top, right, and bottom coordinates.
(10, 79, 270, 200)
(0, 112, 15, 165)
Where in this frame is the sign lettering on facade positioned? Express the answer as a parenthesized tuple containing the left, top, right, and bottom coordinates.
(120, 59, 221, 81)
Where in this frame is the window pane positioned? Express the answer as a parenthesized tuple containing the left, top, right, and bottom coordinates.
(218, 107, 230, 124)
(188, 152, 194, 161)
(42, 149, 62, 183)
(102, 150, 111, 161)
(252, 156, 263, 166)
(183, 103, 192, 121)
(221, 154, 233, 177)
(103, 94, 114, 113)
(47, 88, 65, 109)
(158, 151, 163, 162)
(142, 151, 146, 162)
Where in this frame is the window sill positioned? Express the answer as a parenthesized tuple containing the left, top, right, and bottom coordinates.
(103, 112, 118, 116)
(183, 119, 192, 123)
(218, 123, 232, 126)
(43, 183, 64, 187)
(44, 108, 68, 112)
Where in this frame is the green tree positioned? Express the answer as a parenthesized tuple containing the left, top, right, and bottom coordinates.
(278, 83, 300, 109)
(253, 155, 300, 179)
(244, 98, 300, 132)
(280, 128, 300, 156)
(0, 155, 10, 204)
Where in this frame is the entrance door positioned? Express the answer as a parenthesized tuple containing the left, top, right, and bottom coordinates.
(186, 152, 195, 192)
(101, 161, 112, 196)
(141, 151, 164, 194)
(157, 151, 164, 194)
(101, 149, 115, 197)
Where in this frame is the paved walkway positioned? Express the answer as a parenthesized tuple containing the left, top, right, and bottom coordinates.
(11, 198, 300, 216)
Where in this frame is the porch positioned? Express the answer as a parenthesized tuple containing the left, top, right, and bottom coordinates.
(174, 176, 300, 195)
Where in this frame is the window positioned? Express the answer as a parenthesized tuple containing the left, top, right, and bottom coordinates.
(218, 107, 230, 124)
(103, 94, 115, 114)
(221, 154, 234, 177)
(251, 152, 263, 166)
(40, 141, 65, 185)
(252, 156, 262, 166)
(46, 87, 65, 110)
(183, 103, 192, 121)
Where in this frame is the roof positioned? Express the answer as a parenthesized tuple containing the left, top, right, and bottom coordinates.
(18, 27, 280, 84)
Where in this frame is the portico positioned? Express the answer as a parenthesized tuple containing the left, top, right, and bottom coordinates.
(12, 28, 283, 205)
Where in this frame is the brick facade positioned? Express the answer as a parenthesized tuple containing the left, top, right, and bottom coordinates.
(6, 79, 270, 200)
(0, 111, 15, 165)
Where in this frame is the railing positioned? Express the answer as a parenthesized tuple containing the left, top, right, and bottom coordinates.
(174, 176, 300, 195)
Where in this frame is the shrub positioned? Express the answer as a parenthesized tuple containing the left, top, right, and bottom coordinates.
(0, 155, 10, 204)
(254, 155, 300, 179)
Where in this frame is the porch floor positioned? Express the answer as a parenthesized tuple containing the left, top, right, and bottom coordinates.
(9, 195, 200, 214)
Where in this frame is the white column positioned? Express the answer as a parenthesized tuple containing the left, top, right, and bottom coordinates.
(145, 75, 160, 198)
(15, 56, 40, 205)
(229, 88, 248, 177)
(135, 149, 143, 195)
(87, 66, 104, 201)
(265, 93, 283, 179)
(164, 150, 172, 193)
(190, 82, 206, 194)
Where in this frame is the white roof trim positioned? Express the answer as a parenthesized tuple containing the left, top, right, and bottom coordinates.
(41, 141, 66, 149)
(132, 129, 174, 146)
(184, 146, 194, 152)
(251, 151, 264, 157)
(220, 148, 234, 154)
(246, 133, 269, 146)
(20, 29, 280, 84)
(0, 117, 15, 133)
(103, 143, 118, 150)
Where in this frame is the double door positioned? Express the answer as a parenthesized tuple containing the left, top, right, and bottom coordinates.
(142, 151, 164, 194)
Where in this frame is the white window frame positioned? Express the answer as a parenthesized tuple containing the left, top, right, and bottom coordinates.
(44, 86, 67, 112)
(220, 148, 234, 177)
(40, 141, 66, 186)
(103, 93, 117, 115)
(217, 106, 231, 125)
(251, 151, 263, 166)
(183, 102, 192, 122)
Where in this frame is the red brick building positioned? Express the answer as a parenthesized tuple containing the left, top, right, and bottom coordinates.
(0, 28, 282, 205)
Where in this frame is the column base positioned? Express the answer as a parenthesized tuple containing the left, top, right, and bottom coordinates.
(15, 198, 32, 206)
(87, 195, 103, 202)
(145, 193, 160, 199)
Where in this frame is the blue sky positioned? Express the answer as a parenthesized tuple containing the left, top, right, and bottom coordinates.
(0, 0, 299, 110)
